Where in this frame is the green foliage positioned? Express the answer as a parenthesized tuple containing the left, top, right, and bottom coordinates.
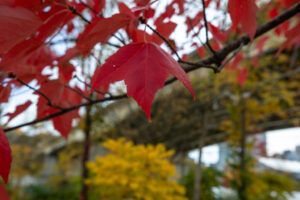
(180, 167, 221, 200)
(22, 179, 81, 200)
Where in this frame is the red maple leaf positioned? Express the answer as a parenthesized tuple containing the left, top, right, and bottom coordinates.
(0, 129, 12, 184)
(228, 0, 258, 40)
(0, 5, 42, 54)
(92, 42, 195, 119)
(5, 101, 32, 124)
(0, 85, 12, 103)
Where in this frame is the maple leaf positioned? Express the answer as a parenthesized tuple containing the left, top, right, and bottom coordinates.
(52, 108, 79, 139)
(151, 21, 177, 45)
(52, 87, 82, 139)
(77, 14, 131, 54)
(86, 0, 106, 13)
(0, 5, 42, 54)
(92, 42, 195, 120)
(237, 67, 248, 86)
(0, 85, 12, 103)
(5, 101, 32, 124)
(0, 129, 12, 184)
(228, 0, 258, 40)
(0, 183, 10, 200)
(36, 80, 64, 118)
(0, 0, 12, 5)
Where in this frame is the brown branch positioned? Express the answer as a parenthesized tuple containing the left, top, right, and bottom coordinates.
(201, 0, 217, 57)
(185, 2, 300, 73)
(111, 34, 126, 45)
(79, 0, 100, 16)
(3, 94, 127, 132)
(217, 42, 244, 72)
(68, 5, 91, 24)
(144, 22, 181, 61)
(74, 75, 109, 96)
(106, 41, 122, 48)
(64, 84, 91, 101)
(13, 75, 65, 110)
(3, 2, 300, 132)
(49, 38, 77, 46)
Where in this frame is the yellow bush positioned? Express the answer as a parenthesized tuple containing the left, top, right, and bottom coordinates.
(86, 138, 187, 200)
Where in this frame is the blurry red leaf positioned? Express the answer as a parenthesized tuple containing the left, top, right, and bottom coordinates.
(36, 80, 64, 118)
(171, 0, 185, 14)
(197, 46, 206, 58)
(255, 35, 269, 54)
(77, 14, 131, 54)
(268, 7, 278, 19)
(277, 23, 300, 54)
(0, 85, 12, 103)
(131, 29, 152, 42)
(151, 21, 177, 45)
(227, 53, 243, 70)
(5, 101, 32, 123)
(52, 107, 78, 139)
(92, 42, 195, 119)
(237, 67, 248, 86)
(118, 2, 136, 18)
(208, 23, 227, 43)
(59, 62, 75, 83)
(52, 87, 82, 139)
(86, 0, 106, 13)
(228, 0, 257, 40)
(0, 129, 12, 184)
(283, 0, 298, 8)
(0, 5, 42, 54)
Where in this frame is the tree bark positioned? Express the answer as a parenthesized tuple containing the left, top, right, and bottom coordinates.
(80, 105, 92, 200)
(194, 110, 208, 200)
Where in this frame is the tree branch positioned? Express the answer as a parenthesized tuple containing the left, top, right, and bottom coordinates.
(201, 0, 216, 57)
(13, 75, 65, 110)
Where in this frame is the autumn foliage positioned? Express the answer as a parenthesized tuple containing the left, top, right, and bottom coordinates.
(86, 138, 187, 200)
(0, 0, 300, 198)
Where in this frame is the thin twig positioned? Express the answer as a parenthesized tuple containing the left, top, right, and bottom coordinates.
(49, 38, 77, 45)
(74, 75, 109, 96)
(217, 42, 244, 72)
(64, 84, 91, 101)
(13, 76, 64, 110)
(79, 0, 100, 16)
(106, 41, 122, 49)
(90, 53, 102, 66)
(68, 5, 91, 24)
(144, 22, 181, 61)
(201, 0, 216, 57)
(111, 34, 126, 45)
(178, 60, 218, 72)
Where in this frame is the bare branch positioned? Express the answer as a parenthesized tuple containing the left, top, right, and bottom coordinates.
(143, 22, 181, 61)
(201, 0, 217, 57)
(64, 84, 91, 101)
(13, 75, 65, 110)
(68, 5, 91, 24)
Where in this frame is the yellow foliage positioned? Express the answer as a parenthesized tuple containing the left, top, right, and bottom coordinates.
(86, 138, 187, 200)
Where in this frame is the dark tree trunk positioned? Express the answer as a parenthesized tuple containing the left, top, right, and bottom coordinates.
(80, 105, 92, 200)
(194, 111, 208, 200)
